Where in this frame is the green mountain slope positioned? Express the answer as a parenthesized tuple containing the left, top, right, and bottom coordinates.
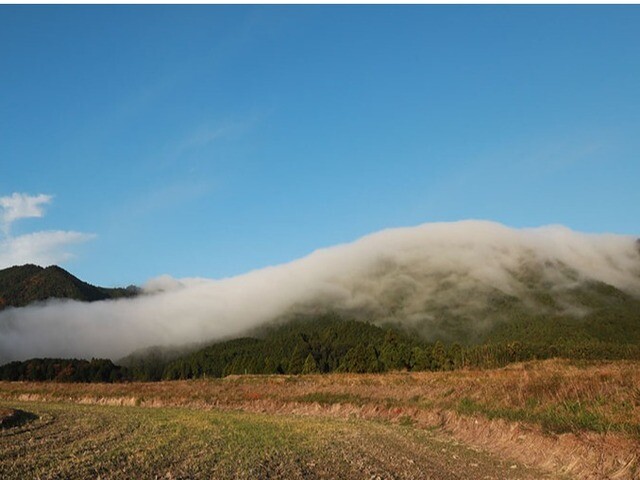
(0, 264, 139, 310)
(123, 299, 640, 382)
(122, 315, 419, 380)
(306, 258, 640, 345)
(121, 253, 640, 381)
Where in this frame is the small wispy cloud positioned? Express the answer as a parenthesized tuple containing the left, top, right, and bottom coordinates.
(0, 192, 94, 269)
(0, 193, 53, 235)
(178, 124, 234, 153)
(161, 115, 262, 169)
(124, 181, 212, 220)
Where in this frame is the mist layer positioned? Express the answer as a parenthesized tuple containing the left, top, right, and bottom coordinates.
(1, 220, 639, 362)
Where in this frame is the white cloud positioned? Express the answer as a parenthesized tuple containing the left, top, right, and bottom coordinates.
(0, 220, 639, 362)
(0, 230, 95, 269)
(0, 192, 95, 269)
(0, 193, 52, 234)
(142, 274, 188, 293)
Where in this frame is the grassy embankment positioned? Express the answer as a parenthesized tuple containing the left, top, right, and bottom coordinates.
(3, 359, 639, 437)
(1, 359, 639, 479)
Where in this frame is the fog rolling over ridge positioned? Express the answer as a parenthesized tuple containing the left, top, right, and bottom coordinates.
(1, 220, 639, 362)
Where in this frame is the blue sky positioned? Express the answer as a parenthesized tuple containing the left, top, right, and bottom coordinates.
(1, 5, 639, 286)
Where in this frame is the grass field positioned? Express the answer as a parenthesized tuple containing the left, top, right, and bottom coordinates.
(1, 359, 639, 479)
(0, 400, 550, 480)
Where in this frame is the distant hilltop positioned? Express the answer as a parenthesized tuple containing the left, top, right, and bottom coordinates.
(0, 264, 139, 310)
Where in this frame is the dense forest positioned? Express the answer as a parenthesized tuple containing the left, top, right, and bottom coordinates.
(125, 313, 640, 381)
(0, 358, 129, 382)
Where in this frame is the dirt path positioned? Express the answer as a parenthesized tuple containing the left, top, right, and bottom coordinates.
(0, 400, 552, 480)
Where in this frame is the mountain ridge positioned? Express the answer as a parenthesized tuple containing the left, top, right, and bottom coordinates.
(0, 264, 139, 310)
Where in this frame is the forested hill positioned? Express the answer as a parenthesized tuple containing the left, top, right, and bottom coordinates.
(0, 264, 139, 310)
(121, 312, 640, 382)
(3, 308, 640, 382)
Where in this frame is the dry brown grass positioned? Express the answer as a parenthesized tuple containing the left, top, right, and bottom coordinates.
(1, 359, 639, 479)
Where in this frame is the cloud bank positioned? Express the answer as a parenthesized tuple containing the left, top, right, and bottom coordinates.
(0, 193, 94, 269)
(1, 220, 639, 362)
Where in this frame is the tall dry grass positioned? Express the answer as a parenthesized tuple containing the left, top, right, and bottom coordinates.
(1, 359, 639, 431)
(1, 359, 639, 478)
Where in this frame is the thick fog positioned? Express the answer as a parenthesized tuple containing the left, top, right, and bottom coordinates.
(1, 220, 639, 362)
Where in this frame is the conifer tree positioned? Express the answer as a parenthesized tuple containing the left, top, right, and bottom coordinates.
(287, 344, 307, 374)
(431, 341, 447, 371)
(301, 353, 318, 374)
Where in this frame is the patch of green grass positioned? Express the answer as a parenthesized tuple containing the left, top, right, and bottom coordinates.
(296, 392, 430, 412)
(398, 415, 416, 427)
(455, 397, 640, 436)
(540, 401, 608, 434)
(295, 392, 366, 406)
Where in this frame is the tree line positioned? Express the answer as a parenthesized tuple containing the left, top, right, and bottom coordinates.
(2, 315, 639, 382)
(0, 358, 129, 382)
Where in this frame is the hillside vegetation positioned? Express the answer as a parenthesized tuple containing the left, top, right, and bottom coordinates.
(0, 358, 128, 383)
(3, 299, 640, 383)
(122, 307, 640, 381)
(0, 264, 138, 310)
